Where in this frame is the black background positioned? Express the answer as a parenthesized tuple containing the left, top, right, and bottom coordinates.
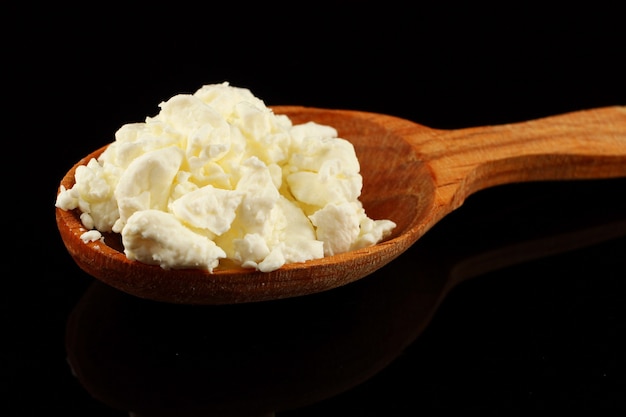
(6, 2, 626, 416)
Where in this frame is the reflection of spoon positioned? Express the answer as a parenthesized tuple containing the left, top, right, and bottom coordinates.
(65, 179, 626, 417)
(56, 105, 626, 304)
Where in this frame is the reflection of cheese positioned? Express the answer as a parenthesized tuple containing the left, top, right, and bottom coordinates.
(56, 82, 396, 272)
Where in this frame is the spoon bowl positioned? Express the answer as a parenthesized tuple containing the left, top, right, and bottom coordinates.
(56, 105, 626, 304)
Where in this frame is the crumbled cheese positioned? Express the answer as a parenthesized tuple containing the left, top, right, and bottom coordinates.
(56, 82, 396, 272)
(80, 229, 103, 243)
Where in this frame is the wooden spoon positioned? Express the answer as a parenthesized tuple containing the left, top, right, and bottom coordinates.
(56, 105, 626, 304)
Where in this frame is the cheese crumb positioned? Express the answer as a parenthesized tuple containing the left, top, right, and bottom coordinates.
(80, 229, 103, 243)
(56, 82, 395, 272)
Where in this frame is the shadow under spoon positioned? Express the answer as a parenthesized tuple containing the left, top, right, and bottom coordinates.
(64, 178, 626, 416)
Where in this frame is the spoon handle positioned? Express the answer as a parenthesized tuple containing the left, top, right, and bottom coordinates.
(417, 106, 626, 208)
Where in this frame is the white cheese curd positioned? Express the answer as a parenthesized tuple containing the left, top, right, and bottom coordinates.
(56, 82, 396, 272)
(80, 229, 103, 244)
(122, 210, 226, 271)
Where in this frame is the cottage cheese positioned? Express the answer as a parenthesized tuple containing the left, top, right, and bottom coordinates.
(56, 82, 396, 272)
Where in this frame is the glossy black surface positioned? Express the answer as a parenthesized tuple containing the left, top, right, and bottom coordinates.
(8, 3, 626, 416)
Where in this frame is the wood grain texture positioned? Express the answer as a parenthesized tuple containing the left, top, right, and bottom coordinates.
(56, 106, 626, 304)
